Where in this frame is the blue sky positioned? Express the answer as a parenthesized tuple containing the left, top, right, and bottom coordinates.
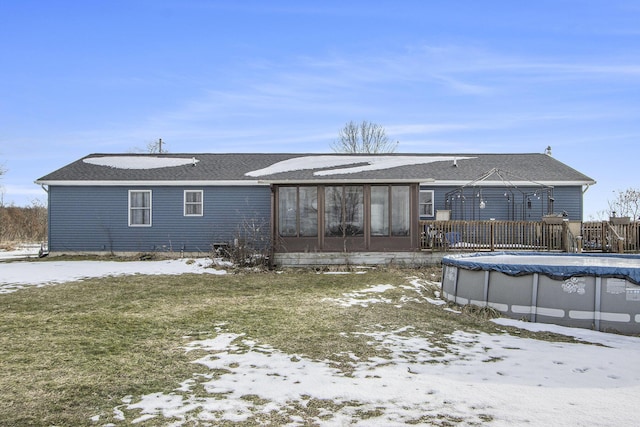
(1, 0, 639, 219)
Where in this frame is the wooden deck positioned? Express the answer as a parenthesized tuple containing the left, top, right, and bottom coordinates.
(419, 219, 640, 253)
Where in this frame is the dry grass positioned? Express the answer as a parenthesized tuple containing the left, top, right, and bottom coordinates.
(0, 265, 579, 425)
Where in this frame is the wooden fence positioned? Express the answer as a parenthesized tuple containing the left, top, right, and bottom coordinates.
(419, 220, 640, 253)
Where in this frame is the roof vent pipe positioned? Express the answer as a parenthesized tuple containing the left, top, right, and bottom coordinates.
(453, 158, 458, 167)
(192, 157, 196, 166)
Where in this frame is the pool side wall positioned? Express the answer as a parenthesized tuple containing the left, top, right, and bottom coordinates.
(442, 262, 640, 334)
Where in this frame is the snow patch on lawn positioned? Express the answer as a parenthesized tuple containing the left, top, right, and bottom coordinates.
(0, 258, 225, 294)
(110, 277, 640, 425)
(0, 243, 41, 260)
(118, 322, 640, 426)
(325, 283, 396, 307)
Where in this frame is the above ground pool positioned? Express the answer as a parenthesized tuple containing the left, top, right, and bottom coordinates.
(441, 252, 640, 334)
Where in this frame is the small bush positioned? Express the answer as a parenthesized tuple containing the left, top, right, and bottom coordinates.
(461, 304, 502, 320)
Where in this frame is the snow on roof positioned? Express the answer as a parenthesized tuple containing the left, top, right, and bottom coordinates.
(83, 156, 199, 169)
(245, 155, 475, 177)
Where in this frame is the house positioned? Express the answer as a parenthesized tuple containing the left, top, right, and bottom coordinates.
(35, 152, 595, 265)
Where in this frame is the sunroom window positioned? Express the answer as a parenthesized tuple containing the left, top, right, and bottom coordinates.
(325, 186, 364, 237)
(391, 186, 410, 236)
(370, 186, 389, 236)
(278, 186, 318, 237)
(371, 186, 410, 236)
(279, 187, 297, 236)
(129, 190, 152, 226)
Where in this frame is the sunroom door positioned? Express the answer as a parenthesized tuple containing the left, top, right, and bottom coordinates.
(323, 185, 366, 251)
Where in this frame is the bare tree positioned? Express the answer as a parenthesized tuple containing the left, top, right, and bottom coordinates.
(608, 188, 640, 220)
(146, 138, 167, 153)
(0, 163, 6, 207)
(331, 121, 398, 154)
(130, 138, 168, 154)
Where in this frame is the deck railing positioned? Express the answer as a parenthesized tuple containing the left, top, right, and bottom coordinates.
(581, 220, 640, 253)
(419, 219, 640, 253)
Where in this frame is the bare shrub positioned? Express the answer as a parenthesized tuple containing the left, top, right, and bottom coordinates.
(0, 200, 47, 243)
(214, 215, 271, 268)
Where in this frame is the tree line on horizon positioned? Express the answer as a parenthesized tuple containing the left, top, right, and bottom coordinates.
(0, 201, 48, 245)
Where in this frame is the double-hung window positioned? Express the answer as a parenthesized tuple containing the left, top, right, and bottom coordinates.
(184, 190, 203, 216)
(419, 189, 434, 218)
(129, 190, 152, 226)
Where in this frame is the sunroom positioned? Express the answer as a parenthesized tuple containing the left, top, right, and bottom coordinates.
(273, 183, 422, 253)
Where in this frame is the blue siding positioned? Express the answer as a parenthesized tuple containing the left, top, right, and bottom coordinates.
(422, 185, 585, 221)
(548, 186, 584, 220)
(48, 185, 271, 253)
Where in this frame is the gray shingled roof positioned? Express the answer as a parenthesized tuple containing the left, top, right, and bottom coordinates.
(36, 153, 595, 185)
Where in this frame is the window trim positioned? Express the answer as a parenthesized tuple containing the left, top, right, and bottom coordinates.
(128, 189, 152, 227)
(419, 189, 435, 218)
(184, 190, 204, 217)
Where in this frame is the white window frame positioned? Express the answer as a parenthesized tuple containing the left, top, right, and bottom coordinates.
(184, 190, 204, 217)
(419, 189, 435, 218)
(129, 190, 152, 227)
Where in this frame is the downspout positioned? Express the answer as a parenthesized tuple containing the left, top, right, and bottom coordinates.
(269, 184, 276, 269)
(38, 183, 50, 254)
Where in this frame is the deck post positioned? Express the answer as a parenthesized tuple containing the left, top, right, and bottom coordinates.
(562, 220, 570, 253)
(490, 218, 495, 252)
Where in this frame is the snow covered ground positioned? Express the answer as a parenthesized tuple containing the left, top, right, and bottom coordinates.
(2, 248, 640, 426)
(0, 245, 226, 294)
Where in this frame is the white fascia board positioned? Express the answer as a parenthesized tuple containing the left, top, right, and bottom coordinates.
(426, 180, 596, 187)
(264, 178, 433, 184)
(35, 178, 595, 187)
(34, 180, 268, 186)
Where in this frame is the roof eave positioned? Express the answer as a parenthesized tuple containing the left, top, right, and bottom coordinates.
(35, 178, 596, 187)
(429, 179, 596, 187)
(34, 180, 267, 186)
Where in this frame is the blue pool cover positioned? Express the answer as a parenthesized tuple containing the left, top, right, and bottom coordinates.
(441, 252, 640, 285)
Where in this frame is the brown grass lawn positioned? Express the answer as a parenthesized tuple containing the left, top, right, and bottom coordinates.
(0, 265, 576, 426)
